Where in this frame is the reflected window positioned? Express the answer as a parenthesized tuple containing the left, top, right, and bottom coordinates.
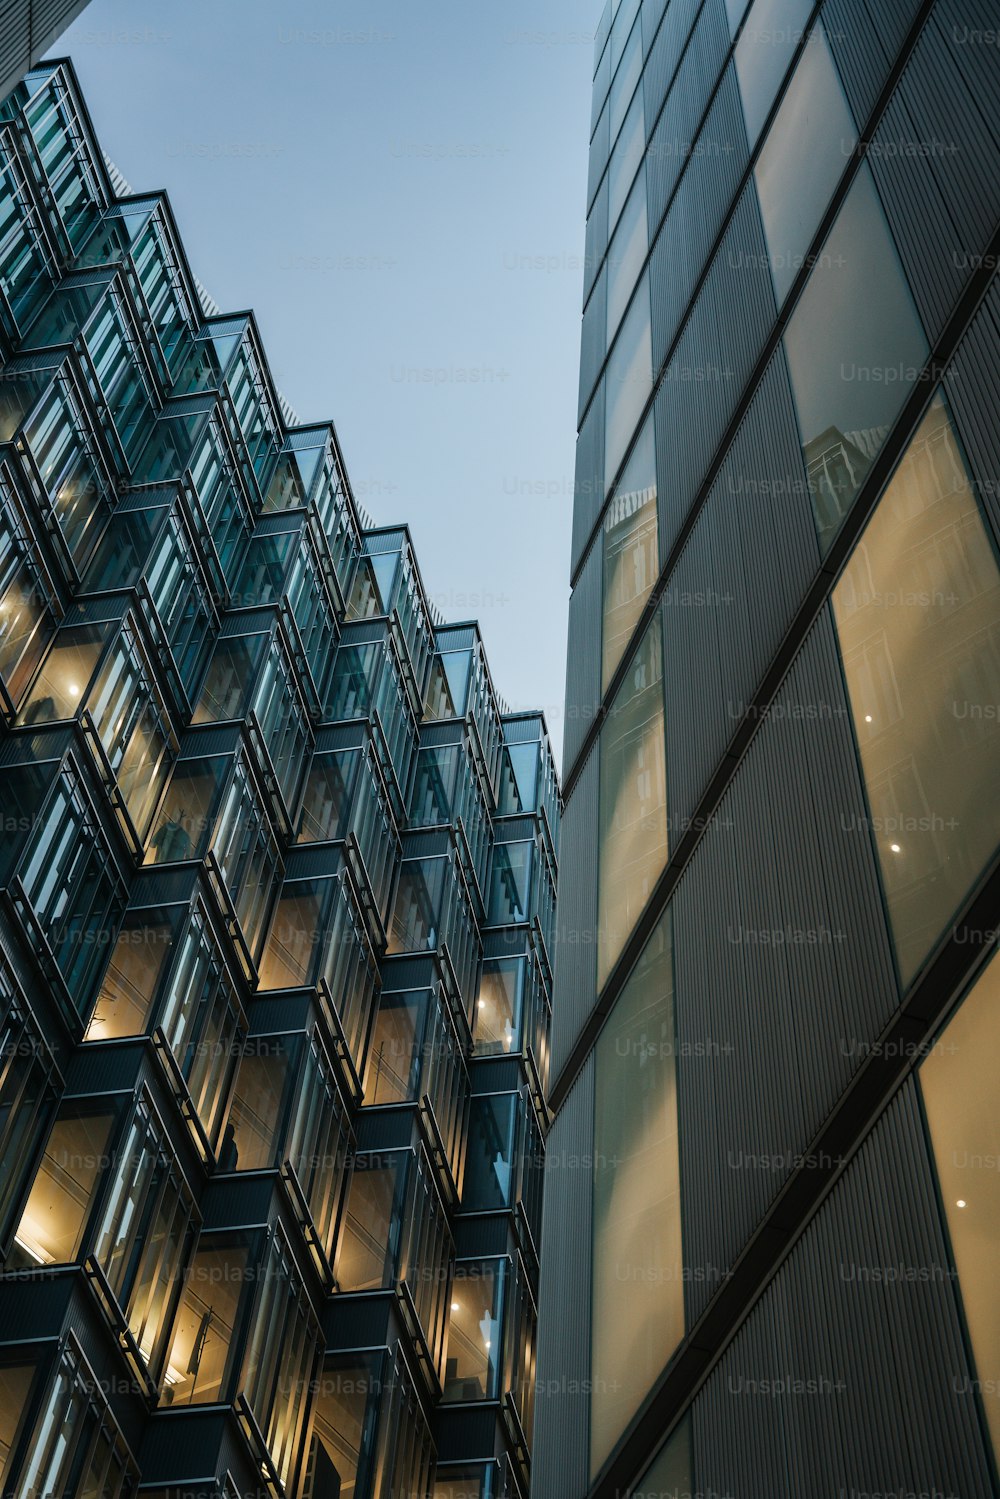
(920, 951, 1000, 1460)
(784, 166, 928, 551)
(592, 910, 682, 1473)
(598, 611, 667, 987)
(754, 24, 857, 305)
(602, 409, 658, 691)
(832, 395, 1000, 982)
(11, 1106, 115, 1266)
(734, 0, 813, 145)
(390, 858, 446, 953)
(12, 1337, 136, 1499)
(605, 272, 652, 494)
(336, 1160, 401, 1291)
(443, 1262, 504, 1402)
(426, 649, 473, 719)
(305, 1354, 381, 1498)
(488, 841, 533, 926)
(366, 989, 425, 1104)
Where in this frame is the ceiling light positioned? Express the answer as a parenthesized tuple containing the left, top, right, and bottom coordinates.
(864, 714, 873, 724)
(957, 1199, 967, 1209)
(890, 843, 901, 854)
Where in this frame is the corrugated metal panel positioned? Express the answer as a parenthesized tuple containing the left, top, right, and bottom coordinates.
(648, 61, 749, 389)
(869, 0, 1000, 344)
(645, 0, 727, 232)
(588, 95, 610, 216)
(674, 613, 898, 1322)
(822, 0, 918, 127)
(531, 1055, 594, 1499)
(945, 276, 1000, 546)
(663, 348, 816, 825)
(562, 537, 602, 780)
(641, 0, 669, 57)
(550, 746, 598, 1081)
(579, 263, 608, 426)
(643, 0, 713, 154)
(655, 179, 777, 565)
(693, 1081, 995, 1498)
(571, 379, 606, 578)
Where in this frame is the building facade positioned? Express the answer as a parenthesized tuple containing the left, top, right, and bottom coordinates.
(0, 59, 559, 1499)
(535, 0, 1000, 1495)
(0, 1, 89, 106)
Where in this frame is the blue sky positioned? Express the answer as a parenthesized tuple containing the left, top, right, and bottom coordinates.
(60, 0, 595, 759)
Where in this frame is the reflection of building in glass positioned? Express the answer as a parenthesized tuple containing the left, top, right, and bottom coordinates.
(537, 0, 1000, 1495)
(0, 59, 559, 1499)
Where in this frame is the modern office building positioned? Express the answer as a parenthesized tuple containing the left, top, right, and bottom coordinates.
(535, 0, 1000, 1495)
(0, 1, 89, 105)
(0, 58, 559, 1499)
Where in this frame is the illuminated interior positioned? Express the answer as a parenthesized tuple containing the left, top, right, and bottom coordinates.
(13, 1111, 114, 1266)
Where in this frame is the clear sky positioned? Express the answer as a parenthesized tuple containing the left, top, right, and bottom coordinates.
(58, 0, 594, 761)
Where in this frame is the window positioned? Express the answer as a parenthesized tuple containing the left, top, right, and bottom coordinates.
(92, 1098, 195, 1378)
(604, 272, 652, 494)
(606, 169, 648, 344)
(0, 985, 57, 1248)
(296, 746, 359, 843)
(20, 622, 109, 724)
(0, 1361, 35, 1488)
(754, 24, 857, 305)
(832, 395, 1000, 982)
(22, 376, 109, 567)
(15, 766, 127, 1007)
(193, 631, 268, 723)
(305, 1349, 433, 1499)
(488, 840, 533, 926)
(0, 480, 52, 707)
(463, 1094, 518, 1212)
(498, 742, 540, 815)
(591, 909, 682, 1473)
(84, 622, 176, 837)
(11, 1104, 115, 1266)
(84, 908, 182, 1039)
(474, 956, 523, 1055)
(607, 76, 644, 232)
(601, 408, 658, 691)
(598, 610, 667, 987)
(443, 1262, 504, 1402)
(241, 1230, 319, 1489)
(733, 0, 813, 146)
(10, 1337, 136, 1499)
(0, 138, 50, 323)
(920, 952, 1000, 1460)
(365, 986, 468, 1187)
(635, 1418, 693, 1498)
(162, 1238, 250, 1405)
(426, 648, 472, 720)
(145, 753, 229, 865)
(784, 166, 929, 551)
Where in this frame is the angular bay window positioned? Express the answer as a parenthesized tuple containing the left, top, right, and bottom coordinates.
(305, 1347, 433, 1499)
(227, 1030, 351, 1269)
(832, 394, 1000, 983)
(10, 1102, 115, 1266)
(21, 373, 111, 568)
(443, 1261, 504, 1403)
(0, 473, 53, 708)
(328, 626, 418, 806)
(597, 610, 667, 987)
(0, 978, 58, 1246)
(591, 908, 682, 1474)
(0, 135, 50, 325)
(12, 763, 127, 1008)
(784, 165, 928, 550)
(426, 647, 473, 720)
(389, 840, 480, 1014)
(241, 1229, 319, 1489)
(91, 1096, 196, 1378)
(337, 1149, 452, 1370)
(162, 1237, 250, 1405)
(920, 951, 1000, 1459)
(296, 733, 399, 918)
(6, 1336, 137, 1499)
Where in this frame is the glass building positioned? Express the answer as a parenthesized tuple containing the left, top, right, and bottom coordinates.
(535, 0, 1000, 1496)
(0, 59, 559, 1499)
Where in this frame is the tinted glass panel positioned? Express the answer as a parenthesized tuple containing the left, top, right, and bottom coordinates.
(734, 0, 813, 145)
(602, 408, 658, 691)
(605, 271, 652, 494)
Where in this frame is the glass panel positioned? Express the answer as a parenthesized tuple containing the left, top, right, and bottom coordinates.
(304, 1355, 380, 1499)
(733, 0, 813, 146)
(784, 166, 929, 551)
(366, 990, 425, 1105)
(832, 394, 1000, 983)
(602, 408, 658, 691)
(920, 952, 1000, 1459)
(498, 743, 539, 815)
(488, 841, 533, 926)
(192, 632, 267, 723)
(145, 755, 228, 864)
(604, 272, 652, 495)
(609, 12, 642, 141)
(463, 1094, 517, 1211)
(389, 859, 446, 953)
(433, 1470, 487, 1499)
(592, 910, 682, 1473)
(475, 957, 523, 1054)
(296, 748, 359, 843)
(12, 1109, 114, 1265)
(84, 910, 180, 1039)
(0, 1364, 34, 1485)
(607, 75, 645, 231)
(598, 611, 667, 987)
(754, 25, 856, 305)
(162, 1242, 249, 1405)
(19, 623, 108, 724)
(636, 1418, 693, 1497)
(335, 1162, 400, 1290)
(227, 1041, 291, 1170)
(443, 1263, 503, 1402)
(607, 169, 648, 342)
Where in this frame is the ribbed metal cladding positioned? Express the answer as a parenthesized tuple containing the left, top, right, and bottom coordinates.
(0, 0, 90, 104)
(691, 1079, 996, 1499)
(645, 0, 728, 230)
(870, 0, 1000, 343)
(655, 178, 777, 564)
(648, 63, 749, 375)
(562, 538, 602, 779)
(945, 277, 1000, 546)
(550, 745, 599, 1082)
(641, 0, 668, 57)
(822, 0, 924, 127)
(571, 382, 606, 579)
(663, 348, 817, 827)
(674, 611, 899, 1323)
(588, 97, 611, 216)
(531, 1055, 595, 1499)
(579, 264, 608, 426)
